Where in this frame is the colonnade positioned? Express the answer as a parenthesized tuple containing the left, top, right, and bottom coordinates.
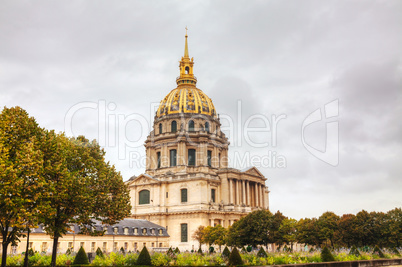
(228, 178, 266, 208)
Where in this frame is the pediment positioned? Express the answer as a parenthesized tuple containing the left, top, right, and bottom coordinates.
(242, 167, 264, 178)
(126, 174, 160, 186)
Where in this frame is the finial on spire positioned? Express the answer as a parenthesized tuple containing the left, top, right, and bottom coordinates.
(184, 27, 189, 58)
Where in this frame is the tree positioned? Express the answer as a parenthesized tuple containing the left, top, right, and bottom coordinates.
(137, 246, 152, 265)
(0, 107, 45, 267)
(279, 218, 297, 251)
(202, 225, 227, 252)
(227, 210, 273, 247)
(334, 214, 357, 247)
(296, 218, 321, 247)
(316, 211, 339, 247)
(386, 208, 402, 248)
(192, 225, 205, 249)
(268, 211, 286, 248)
(321, 246, 335, 262)
(73, 246, 89, 265)
(38, 132, 131, 267)
(228, 247, 243, 266)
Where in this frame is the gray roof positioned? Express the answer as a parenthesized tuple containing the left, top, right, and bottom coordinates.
(30, 218, 169, 237)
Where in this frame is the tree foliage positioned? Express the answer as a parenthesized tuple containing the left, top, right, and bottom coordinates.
(137, 246, 152, 266)
(72, 246, 89, 265)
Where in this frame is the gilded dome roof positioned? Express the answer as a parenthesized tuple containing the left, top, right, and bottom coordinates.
(156, 87, 216, 118)
(156, 32, 216, 118)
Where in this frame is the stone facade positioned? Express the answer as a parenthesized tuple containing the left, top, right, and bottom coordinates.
(127, 33, 269, 251)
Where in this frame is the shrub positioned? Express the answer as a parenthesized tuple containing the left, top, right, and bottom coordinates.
(222, 246, 231, 259)
(137, 246, 152, 266)
(174, 247, 180, 254)
(197, 247, 203, 255)
(321, 246, 335, 262)
(28, 248, 35, 257)
(349, 246, 360, 257)
(246, 245, 252, 252)
(73, 246, 89, 265)
(391, 247, 400, 256)
(151, 252, 169, 266)
(96, 247, 104, 258)
(167, 247, 174, 256)
(120, 247, 125, 254)
(241, 246, 247, 253)
(209, 246, 214, 253)
(228, 247, 243, 266)
(373, 245, 385, 258)
(257, 247, 267, 257)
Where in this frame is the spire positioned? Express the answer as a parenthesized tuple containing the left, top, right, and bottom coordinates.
(184, 27, 189, 58)
(177, 28, 197, 86)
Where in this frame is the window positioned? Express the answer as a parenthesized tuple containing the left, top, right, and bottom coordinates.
(211, 189, 216, 203)
(134, 242, 138, 252)
(103, 226, 108, 232)
(152, 242, 155, 247)
(181, 188, 188, 203)
(91, 242, 95, 252)
(134, 227, 138, 234)
(124, 227, 129, 235)
(188, 120, 195, 131)
(159, 123, 162, 134)
(207, 150, 212, 167)
(41, 242, 47, 252)
(124, 242, 128, 252)
(139, 190, 150, 205)
(28, 242, 33, 249)
(181, 224, 188, 242)
(188, 149, 196, 166)
(218, 153, 221, 167)
(80, 242, 84, 248)
(103, 242, 107, 252)
(205, 122, 210, 132)
(113, 227, 118, 234)
(185, 66, 189, 74)
(159, 229, 163, 235)
(159, 243, 162, 248)
(171, 121, 177, 132)
(157, 152, 161, 168)
(143, 243, 146, 248)
(166, 192, 168, 198)
(170, 149, 177, 167)
(113, 242, 118, 252)
(68, 242, 73, 249)
(142, 228, 147, 235)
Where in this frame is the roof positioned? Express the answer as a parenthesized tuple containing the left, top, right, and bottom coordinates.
(30, 218, 169, 237)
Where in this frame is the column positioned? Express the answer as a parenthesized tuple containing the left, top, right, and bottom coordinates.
(261, 185, 265, 208)
(236, 180, 240, 205)
(246, 181, 250, 206)
(255, 183, 259, 207)
(229, 179, 233, 204)
(242, 180, 246, 204)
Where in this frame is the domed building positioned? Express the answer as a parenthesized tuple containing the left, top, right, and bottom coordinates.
(127, 33, 269, 251)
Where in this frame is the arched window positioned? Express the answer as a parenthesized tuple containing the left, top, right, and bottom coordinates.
(181, 188, 188, 203)
(188, 120, 194, 132)
(157, 152, 161, 168)
(170, 149, 177, 167)
(207, 150, 212, 167)
(139, 190, 150, 205)
(211, 189, 216, 203)
(188, 149, 196, 166)
(159, 123, 162, 134)
(185, 66, 189, 74)
(171, 121, 177, 132)
(205, 122, 210, 133)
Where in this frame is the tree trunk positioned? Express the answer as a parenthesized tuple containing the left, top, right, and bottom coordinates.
(23, 228, 30, 267)
(1, 240, 9, 267)
(50, 235, 59, 267)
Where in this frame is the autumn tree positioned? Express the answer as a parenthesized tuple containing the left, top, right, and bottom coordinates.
(192, 225, 205, 249)
(296, 217, 321, 247)
(38, 132, 131, 267)
(386, 208, 402, 248)
(0, 107, 45, 267)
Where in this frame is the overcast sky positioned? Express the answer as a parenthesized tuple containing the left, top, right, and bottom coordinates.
(1, 0, 401, 219)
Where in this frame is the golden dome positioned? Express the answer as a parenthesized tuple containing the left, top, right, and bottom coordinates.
(156, 31, 216, 118)
(156, 87, 216, 118)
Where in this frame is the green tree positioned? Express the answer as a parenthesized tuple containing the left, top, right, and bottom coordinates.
(137, 246, 152, 265)
(0, 107, 45, 267)
(203, 225, 227, 251)
(38, 132, 131, 267)
(333, 214, 357, 247)
(227, 210, 273, 247)
(268, 211, 286, 249)
(279, 218, 297, 251)
(316, 211, 339, 247)
(73, 246, 89, 265)
(296, 217, 321, 246)
(228, 247, 243, 266)
(321, 246, 335, 262)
